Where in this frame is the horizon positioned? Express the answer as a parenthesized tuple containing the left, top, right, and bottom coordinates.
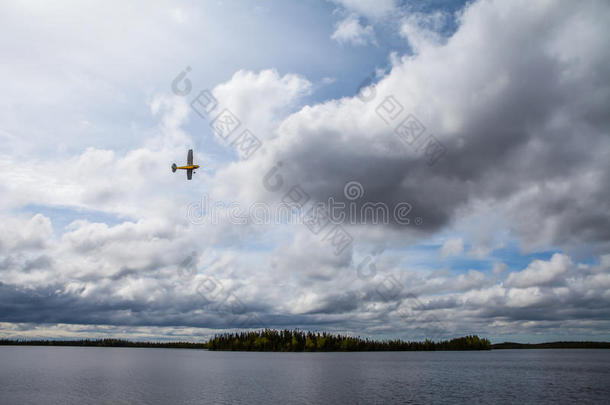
(3, 333, 610, 346)
(1, 0, 610, 345)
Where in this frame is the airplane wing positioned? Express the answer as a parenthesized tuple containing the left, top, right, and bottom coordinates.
(187, 169, 193, 180)
(187, 149, 193, 165)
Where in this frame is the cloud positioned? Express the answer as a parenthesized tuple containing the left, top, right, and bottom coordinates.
(492, 262, 507, 275)
(331, 14, 377, 46)
(222, 0, 610, 254)
(330, 0, 398, 20)
(441, 238, 464, 259)
(399, 10, 452, 52)
(0, 214, 53, 252)
(211, 69, 312, 140)
(1, 0, 610, 342)
(1, 209, 609, 341)
(504, 253, 572, 288)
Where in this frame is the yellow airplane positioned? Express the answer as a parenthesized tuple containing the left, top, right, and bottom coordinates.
(171, 149, 199, 180)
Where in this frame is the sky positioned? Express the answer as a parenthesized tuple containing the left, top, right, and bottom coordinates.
(1, 0, 609, 343)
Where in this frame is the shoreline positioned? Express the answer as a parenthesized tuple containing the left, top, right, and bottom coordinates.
(2, 339, 609, 351)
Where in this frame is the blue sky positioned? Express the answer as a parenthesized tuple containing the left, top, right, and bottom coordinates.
(1, 0, 609, 343)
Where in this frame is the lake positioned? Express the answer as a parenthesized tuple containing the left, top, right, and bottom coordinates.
(1, 347, 609, 404)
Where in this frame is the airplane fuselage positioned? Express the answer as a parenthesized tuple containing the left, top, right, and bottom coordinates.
(175, 165, 199, 170)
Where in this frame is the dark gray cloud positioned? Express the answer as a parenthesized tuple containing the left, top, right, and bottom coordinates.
(2, 250, 608, 341)
(220, 0, 610, 257)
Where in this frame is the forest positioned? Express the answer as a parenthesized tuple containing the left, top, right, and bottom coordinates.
(0, 338, 206, 349)
(207, 330, 492, 351)
(5, 331, 608, 351)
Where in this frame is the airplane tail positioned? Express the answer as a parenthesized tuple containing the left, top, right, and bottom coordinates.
(171, 163, 177, 173)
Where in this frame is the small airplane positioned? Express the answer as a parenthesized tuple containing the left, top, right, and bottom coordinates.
(171, 149, 199, 180)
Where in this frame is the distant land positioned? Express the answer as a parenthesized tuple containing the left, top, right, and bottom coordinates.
(491, 341, 610, 349)
(1, 330, 609, 351)
(0, 339, 206, 349)
(206, 330, 491, 351)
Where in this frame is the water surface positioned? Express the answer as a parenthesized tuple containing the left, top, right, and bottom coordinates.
(1, 347, 608, 404)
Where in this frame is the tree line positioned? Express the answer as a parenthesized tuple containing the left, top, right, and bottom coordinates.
(207, 330, 491, 351)
(0, 338, 206, 349)
(5, 332, 608, 351)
